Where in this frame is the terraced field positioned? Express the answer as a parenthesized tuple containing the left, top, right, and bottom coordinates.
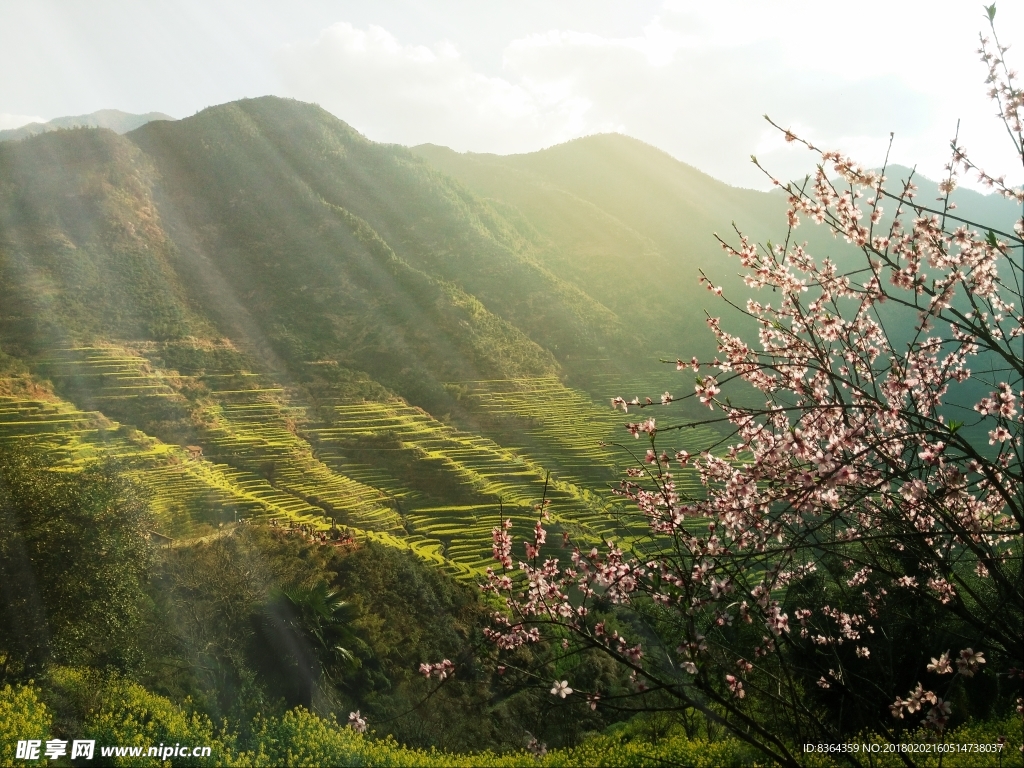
(458, 376, 720, 498)
(0, 393, 103, 461)
(197, 384, 402, 533)
(0, 390, 296, 537)
(304, 399, 616, 573)
(28, 347, 401, 531)
(4, 346, 724, 575)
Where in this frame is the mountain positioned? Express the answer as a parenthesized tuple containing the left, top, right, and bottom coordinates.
(1, 96, 1015, 575)
(0, 109, 175, 142)
(127, 99, 627, 386)
(0, 100, 630, 398)
(413, 137, 788, 366)
(0, 97, 668, 576)
(413, 141, 1023, 355)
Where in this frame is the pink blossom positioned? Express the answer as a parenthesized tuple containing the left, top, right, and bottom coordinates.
(927, 651, 952, 674)
(925, 698, 952, 731)
(956, 648, 985, 677)
(526, 738, 547, 758)
(419, 659, 455, 681)
(550, 680, 573, 698)
(989, 426, 1011, 444)
(694, 377, 721, 408)
(348, 710, 367, 733)
(725, 674, 746, 699)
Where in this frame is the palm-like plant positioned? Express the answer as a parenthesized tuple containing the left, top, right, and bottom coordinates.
(256, 581, 365, 710)
(270, 582, 362, 675)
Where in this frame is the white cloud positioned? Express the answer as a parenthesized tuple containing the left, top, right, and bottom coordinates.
(277, 3, 1024, 190)
(277, 22, 596, 153)
(0, 113, 46, 130)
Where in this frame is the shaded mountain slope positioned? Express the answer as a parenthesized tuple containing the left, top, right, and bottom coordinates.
(0, 127, 211, 349)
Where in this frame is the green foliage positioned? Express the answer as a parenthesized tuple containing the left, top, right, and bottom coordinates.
(144, 339, 256, 377)
(0, 683, 51, 764)
(411, 139, 1021, 390)
(411, 137, 783, 367)
(145, 525, 333, 719)
(255, 582, 363, 712)
(267, 583, 361, 667)
(139, 527, 639, 753)
(0, 444, 151, 680)
(328, 542, 507, 750)
(0, 675, 1018, 767)
(0, 96, 605, 426)
(46, 667, 230, 767)
(244, 700, 1022, 768)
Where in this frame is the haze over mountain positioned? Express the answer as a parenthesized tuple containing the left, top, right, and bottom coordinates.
(413, 137, 789, 360)
(0, 95, 1017, 571)
(0, 109, 175, 143)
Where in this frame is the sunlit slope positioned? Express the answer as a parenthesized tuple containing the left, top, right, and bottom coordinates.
(128, 97, 626, 389)
(305, 386, 718, 572)
(0, 339, 717, 573)
(2, 335, 705, 574)
(412, 136, 789, 364)
(29, 345, 403, 528)
(0, 99, 743, 576)
(1, 353, 692, 574)
(0, 382, 312, 539)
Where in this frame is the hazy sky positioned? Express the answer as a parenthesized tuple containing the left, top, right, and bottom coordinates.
(1, 1, 1021, 189)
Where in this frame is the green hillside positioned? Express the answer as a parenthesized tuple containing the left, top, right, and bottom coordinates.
(0, 99, 653, 573)
(3, 96, 1015, 575)
(412, 136, 788, 368)
(412, 138, 1022, 391)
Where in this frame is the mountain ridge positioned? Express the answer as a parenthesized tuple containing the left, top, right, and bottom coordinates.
(0, 109, 175, 143)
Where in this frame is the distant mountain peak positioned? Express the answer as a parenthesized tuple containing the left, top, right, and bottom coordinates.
(142, 96, 372, 150)
(0, 109, 175, 143)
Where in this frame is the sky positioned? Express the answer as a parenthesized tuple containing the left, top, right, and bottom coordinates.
(1, 0, 1021, 190)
